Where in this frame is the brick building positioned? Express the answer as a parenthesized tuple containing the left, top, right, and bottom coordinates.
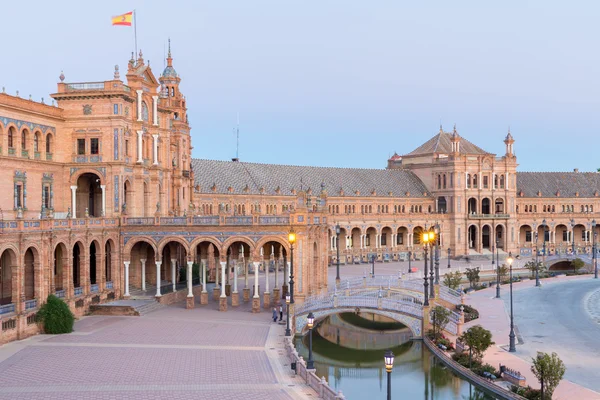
(0, 50, 598, 343)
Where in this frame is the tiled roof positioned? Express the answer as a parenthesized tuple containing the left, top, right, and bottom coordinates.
(405, 132, 490, 156)
(516, 172, 600, 198)
(191, 159, 431, 198)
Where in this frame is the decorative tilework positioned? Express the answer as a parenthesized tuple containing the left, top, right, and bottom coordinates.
(113, 129, 119, 160)
(114, 175, 119, 212)
(0, 116, 56, 134)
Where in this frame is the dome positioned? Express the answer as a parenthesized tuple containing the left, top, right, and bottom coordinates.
(162, 66, 177, 78)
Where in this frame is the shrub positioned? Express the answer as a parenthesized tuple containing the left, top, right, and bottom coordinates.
(452, 352, 482, 369)
(457, 304, 479, 322)
(37, 294, 75, 334)
(511, 385, 542, 400)
(474, 363, 500, 378)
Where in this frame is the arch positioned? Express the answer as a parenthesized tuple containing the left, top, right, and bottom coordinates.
(23, 247, 38, 300)
(495, 197, 505, 214)
(466, 174, 471, 188)
(160, 240, 188, 288)
(442, 174, 447, 189)
(396, 226, 408, 246)
(45, 133, 53, 154)
(337, 227, 348, 250)
(123, 179, 132, 214)
(472, 174, 478, 188)
(7, 125, 16, 148)
(123, 236, 158, 256)
(365, 227, 377, 248)
(495, 224, 505, 249)
(468, 198, 477, 214)
(76, 172, 102, 217)
(381, 226, 393, 248)
(21, 127, 29, 151)
(104, 238, 116, 284)
(157, 236, 191, 256)
(468, 225, 478, 249)
(481, 198, 491, 214)
(254, 236, 290, 256)
(221, 236, 255, 256)
(189, 237, 222, 256)
(0, 248, 17, 305)
(555, 224, 568, 245)
(53, 242, 68, 292)
(350, 227, 361, 249)
(519, 224, 533, 244)
(481, 225, 491, 249)
(89, 240, 100, 285)
(437, 196, 447, 213)
(437, 175, 442, 189)
(499, 174, 505, 189)
(413, 226, 424, 245)
(33, 131, 41, 153)
(141, 101, 149, 122)
(72, 241, 85, 290)
(130, 240, 157, 290)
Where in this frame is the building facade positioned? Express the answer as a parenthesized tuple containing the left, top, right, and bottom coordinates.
(0, 51, 598, 343)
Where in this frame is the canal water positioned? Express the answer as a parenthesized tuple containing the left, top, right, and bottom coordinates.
(295, 313, 494, 400)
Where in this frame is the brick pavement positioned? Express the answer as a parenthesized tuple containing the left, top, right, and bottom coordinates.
(0, 299, 314, 399)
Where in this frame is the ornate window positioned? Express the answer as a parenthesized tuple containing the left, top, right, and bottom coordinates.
(142, 102, 149, 122)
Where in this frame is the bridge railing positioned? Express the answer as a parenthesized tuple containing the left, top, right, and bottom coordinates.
(295, 292, 424, 317)
(334, 275, 427, 294)
(438, 286, 462, 305)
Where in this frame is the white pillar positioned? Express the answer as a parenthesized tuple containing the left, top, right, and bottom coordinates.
(201, 260, 207, 293)
(265, 259, 270, 293)
(253, 261, 260, 298)
(220, 261, 226, 298)
(287, 261, 291, 285)
(100, 185, 106, 217)
(233, 261, 238, 293)
(187, 261, 193, 297)
(136, 90, 143, 121)
(137, 130, 143, 163)
(215, 260, 219, 288)
(346, 235, 350, 249)
(155, 261, 162, 297)
(152, 95, 159, 126)
(171, 259, 177, 292)
(140, 259, 146, 291)
(70, 185, 77, 219)
(244, 260, 248, 287)
(123, 261, 130, 296)
(152, 134, 159, 165)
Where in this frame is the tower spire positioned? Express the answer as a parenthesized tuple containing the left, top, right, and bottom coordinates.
(166, 38, 173, 67)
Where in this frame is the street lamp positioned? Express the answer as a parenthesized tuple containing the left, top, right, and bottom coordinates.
(408, 251, 412, 274)
(428, 227, 436, 299)
(371, 254, 376, 277)
(542, 219, 548, 285)
(593, 220, 598, 279)
(571, 218, 576, 255)
(534, 230, 540, 287)
(335, 224, 341, 284)
(307, 312, 315, 369)
(422, 231, 430, 307)
(508, 252, 516, 352)
(434, 224, 440, 284)
(289, 228, 296, 304)
(285, 294, 291, 336)
(495, 238, 501, 299)
(384, 350, 395, 400)
(447, 248, 451, 268)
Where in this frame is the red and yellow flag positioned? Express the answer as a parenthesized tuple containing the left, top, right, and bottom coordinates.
(112, 11, 133, 26)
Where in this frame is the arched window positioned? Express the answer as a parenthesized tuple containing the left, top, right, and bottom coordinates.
(473, 174, 478, 188)
(34, 132, 39, 152)
(500, 175, 505, 189)
(8, 127, 14, 148)
(467, 174, 471, 188)
(368, 205, 372, 213)
(581, 205, 585, 213)
(21, 129, 27, 150)
(552, 205, 555, 212)
(141, 102, 149, 122)
(46, 134, 52, 154)
(401, 205, 405, 213)
(438, 175, 441, 189)
(443, 174, 446, 189)
(543, 205, 547, 212)
(171, 87, 175, 97)
(494, 175, 498, 189)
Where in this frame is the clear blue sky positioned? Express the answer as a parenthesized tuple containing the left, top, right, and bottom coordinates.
(2, 1, 598, 171)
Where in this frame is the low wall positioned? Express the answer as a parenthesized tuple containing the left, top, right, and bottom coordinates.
(157, 286, 203, 306)
(89, 305, 138, 316)
(423, 337, 526, 400)
(285, 337, 346, 400)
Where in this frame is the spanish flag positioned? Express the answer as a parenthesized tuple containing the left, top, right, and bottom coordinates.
(112, 11, 133, 26)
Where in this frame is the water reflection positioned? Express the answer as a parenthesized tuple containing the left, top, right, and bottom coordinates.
(295, 313, 493, 400)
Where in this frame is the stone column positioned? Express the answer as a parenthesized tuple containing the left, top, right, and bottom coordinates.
(186, 261, 194, 309)
(200, 260, 208, 305)
(140, 259, 146, 291)
(137, 130, 143, 163)
(70, 186, 77, 219)
(155, 261, 162, 297)
(263, 258, 271, 309)
(219, 261, 227, 311)
(232, 260, 239, 307)
(273, 256, 280, 305)
(171, 259, 177, 292)
(243, 261, 250, 302)
(252, 261, 260, 313)
(100, 185, 106, 217)
(123, 261, 130, 297)
(152, 134, 159, 165)
(136, 90, 143, 121)
(152, 95, 159, 126)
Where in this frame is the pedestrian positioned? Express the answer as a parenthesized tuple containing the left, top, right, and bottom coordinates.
(279, 305, 283, 321)
(272, 307, 277, 323)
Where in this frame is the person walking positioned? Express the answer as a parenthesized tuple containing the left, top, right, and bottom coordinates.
(279, 305, 283, 321)
(272, 307, 277, 323)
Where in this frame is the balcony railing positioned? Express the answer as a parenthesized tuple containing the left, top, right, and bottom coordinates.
(65, 82, 105, 91)
(468, 213, 510, 219)
(74, 287, 83, 296)
(0, 303, 15, 315)
(55, 289, 65, 299)
(90, 284, 99, 293)
(25, 299, 38, 310)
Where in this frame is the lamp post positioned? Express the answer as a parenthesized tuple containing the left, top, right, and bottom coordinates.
(447, 248, 451, 268)
(408, 251, 412, 274)
(335, 224, 341, 284)
(423, 232, 429, 307)
(285, 293, 291, 336)
(434, 224, 440, 284)
(384, 350, 395, 400)
(371, 254, 376, 277)
(534, 230, 540, 287)
(495, 239, 501, 299)
(571, 218, 576, 255)
(289, 228, 296, 304)
(428, 227, 435, 299)
(508, 252, 516, 352)
(542, 219, 547, 283)
(492, 241, 495, 265)
(593, 220, 598, 279)
(307, 312, 315, 370)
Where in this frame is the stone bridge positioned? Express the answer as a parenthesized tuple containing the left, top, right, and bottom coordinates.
(542, 254, 594, 270)
(294, 276, 463, 338)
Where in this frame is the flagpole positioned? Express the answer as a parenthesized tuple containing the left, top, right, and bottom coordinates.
(133, 9, 138, 59)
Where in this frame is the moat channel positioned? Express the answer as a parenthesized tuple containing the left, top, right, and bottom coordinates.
(295, 312, 496, 400)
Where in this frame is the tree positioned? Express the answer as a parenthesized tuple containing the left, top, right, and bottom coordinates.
(465, 267, 480, 289)
(570, 258, 585, 273)
(498, 265, 509, 282)
(430, 306, 451, 340)
(524, 260, 543, 278)
(37, 294, 75, 334)
(443, 271, 463, 290)
(459, 325, 494, 361)
(531, 352, 566, 399)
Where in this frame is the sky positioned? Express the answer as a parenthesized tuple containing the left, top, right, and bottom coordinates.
(1, 1, 599, 172)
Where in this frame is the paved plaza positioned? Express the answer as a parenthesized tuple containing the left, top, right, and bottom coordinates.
(0, 294, 317, 400)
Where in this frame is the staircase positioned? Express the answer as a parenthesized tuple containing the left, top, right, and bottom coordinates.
(89, 299, 164, 317)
